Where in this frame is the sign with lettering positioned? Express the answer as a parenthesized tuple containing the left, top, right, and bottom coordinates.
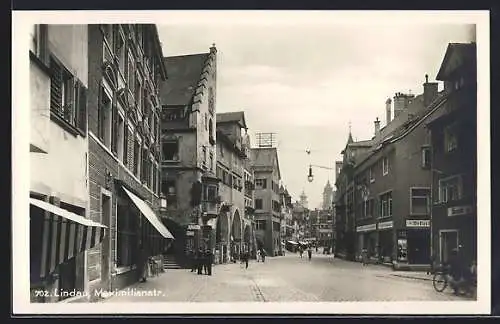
(186, 231, 195, 236)
(187, 224, 201, 230)
(406, 219, 430, 228)
(356, 224, 376, 232)
(378, 221, 393, 230)
(447, 205, 473, 217)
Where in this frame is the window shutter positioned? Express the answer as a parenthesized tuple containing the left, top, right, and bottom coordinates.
(111, 93, 118, 154)
(77, 81, 87, 134)
(50, 59, 63, 113)
(123, 123, 129, 167)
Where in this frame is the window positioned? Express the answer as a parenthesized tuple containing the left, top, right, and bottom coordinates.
(203, 185, 218, 202)
(204, 113, 208, 130)
(135, 74, 142, 113)
(255, 179, 267, 189)
(97, 85, 112, 146)
(209, 153, 214, 172)
(369, 167, 375, 183)
(115, 28, 126, 76)
(362, 199, 374, 218)
(382, 156, 389, 175)
(379, 191, 392, 218)
(101, 24, 114, 51)
(134, 138, 141, 177)
(444, 123, 458, 152)
(162, 180, 177, 208)
(162, 141, 179, 161)
(141, 147, 148, 183)
(50, 58, 87, 133)
(422, 146, 431, 169)
(117, 114, 125, 161)
(255, 220, 266, 230)
(439, 175, 463, 203)
(202, 146, 207, 168)
(219, 144, 224, 157)
(208, 87, 215, 114)
(127, 51, 135, 92)
(255, 199, 263, 210)
(209, 119, 214, 143)
(30, 24, 47, 61)
(411, 188, 430, 215)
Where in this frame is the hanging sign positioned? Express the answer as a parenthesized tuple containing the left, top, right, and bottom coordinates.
(187, 224, 201, 230)
(406, 219, 430, 228)
(186, 231, 195, 236)
(378, 221, 393, 230)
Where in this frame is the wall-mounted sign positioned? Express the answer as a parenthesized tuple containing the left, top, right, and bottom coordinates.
(356, 224, 376, 232)
(447, 205, 473, 217)
(406, 219, 430, 228)
(186, 231, 195, 236)
(187, 224, 201, 230)
(378, 221, 393, 230)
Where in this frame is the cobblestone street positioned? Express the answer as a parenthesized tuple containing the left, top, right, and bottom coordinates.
(101, 252, 471, 302)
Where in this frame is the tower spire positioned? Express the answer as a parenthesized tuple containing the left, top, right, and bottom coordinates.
(347, 121, 354, 143)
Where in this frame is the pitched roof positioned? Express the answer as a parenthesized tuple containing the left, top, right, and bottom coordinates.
(160, 53, 209, 106)
(216, 111, 247, 128)
(251, 147, 281, 180)
(436, 43, 476, 81)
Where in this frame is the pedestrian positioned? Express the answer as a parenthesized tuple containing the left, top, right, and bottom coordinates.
(307, 246, 312, 261)
(361, 248, 368, 266)
(256, 250, 261, 262)
(243, 250, 249, 269)
(206, 249, 213, 275)
(187, 249, 196, 273)
(299, 247, 303, 258)
(139, 244, 149, 282)
(197, 248, 204, 275)
(261, 249, 266, 263)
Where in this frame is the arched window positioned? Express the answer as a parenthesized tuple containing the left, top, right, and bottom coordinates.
(209, 119, 215, 145)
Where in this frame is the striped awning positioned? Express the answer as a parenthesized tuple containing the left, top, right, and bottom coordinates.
(30, 198, 107, 279)
(122, 186, 174, 239)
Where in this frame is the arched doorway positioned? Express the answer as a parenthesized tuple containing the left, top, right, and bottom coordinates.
(243, 225, 251, 253)
(216, 211, 229, 263)
(231, 210, 242, 259)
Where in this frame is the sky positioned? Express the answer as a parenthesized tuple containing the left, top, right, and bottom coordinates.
(157, 14, 474, 209)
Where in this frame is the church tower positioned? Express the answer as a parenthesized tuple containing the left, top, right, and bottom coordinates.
(322, 180, 333, 210)
(299, 190, 308, 209)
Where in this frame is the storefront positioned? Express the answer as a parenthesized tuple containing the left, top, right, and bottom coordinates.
(377, 220, 394, 263)
(405, 219, 431, 265)
(356, 223, 377, 261)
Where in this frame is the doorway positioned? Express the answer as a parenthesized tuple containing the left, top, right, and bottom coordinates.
(407, 229, 430, 264)
(100, 193, 111, 290)
(439, 229, 459, 264)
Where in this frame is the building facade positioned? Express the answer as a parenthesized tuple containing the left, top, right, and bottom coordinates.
(314, 209, 334, 249)
(29, 24, 107, 303)
(426, 42, 477, 266)
(322, 181, 334, 210)
(252, 147, 282, 256)
(280, 186, 294, 246)
(215, 111, 254, 262)
(86, 24, 171, 297)
(159, 46, 219, 265)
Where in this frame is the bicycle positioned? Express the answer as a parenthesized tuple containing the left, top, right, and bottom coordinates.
(432, 266, 448, 292)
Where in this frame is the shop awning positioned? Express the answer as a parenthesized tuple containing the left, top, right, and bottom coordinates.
(122, 186, 174, 239)
(30, 198, 107, 279)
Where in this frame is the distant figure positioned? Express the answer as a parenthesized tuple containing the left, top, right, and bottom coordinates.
(205, 249, 213, 275)
(361, 248, 368, 266)
(299, 247, 304, 258)
(261, 249, 266, 262)
(256, 250, 261, 262)
(139, 245, 149, 282)
(241, 250, 249, 269)
(307, 247, 312, 261)
(187, 249, 196, 273)
(197, 248, 204, 275)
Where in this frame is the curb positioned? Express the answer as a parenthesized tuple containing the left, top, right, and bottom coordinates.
(391, 274, 433, 282)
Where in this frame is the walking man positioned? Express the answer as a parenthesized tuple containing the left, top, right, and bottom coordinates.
(197, 248, 204, 275)
(243, 250, 249, 269)
(206, 249, 213, 275)
(307, 246, 312, 261)
(361, 248, 368, 266)
(299, 247, 303, 258)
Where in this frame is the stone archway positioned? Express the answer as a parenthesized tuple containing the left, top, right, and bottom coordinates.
(216, 211, 229, 263)
(231, 210, 242, 258)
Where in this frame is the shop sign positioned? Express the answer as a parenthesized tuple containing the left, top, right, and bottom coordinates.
(187, 224, 201, 230)
(447, 205, 473, 217)
(186, 231, 195, 236)
(378, 221, 393, 230)
(406, 219, 430, 228)
(356, 224, 376, 232)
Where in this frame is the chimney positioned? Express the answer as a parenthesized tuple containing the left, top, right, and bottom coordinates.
(423, 74, 439, 107)
(385, 98, 392, 125)
(374, 117, 380, 136)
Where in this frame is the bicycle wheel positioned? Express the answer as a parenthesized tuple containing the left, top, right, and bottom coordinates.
(433, 273, 448, 292)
